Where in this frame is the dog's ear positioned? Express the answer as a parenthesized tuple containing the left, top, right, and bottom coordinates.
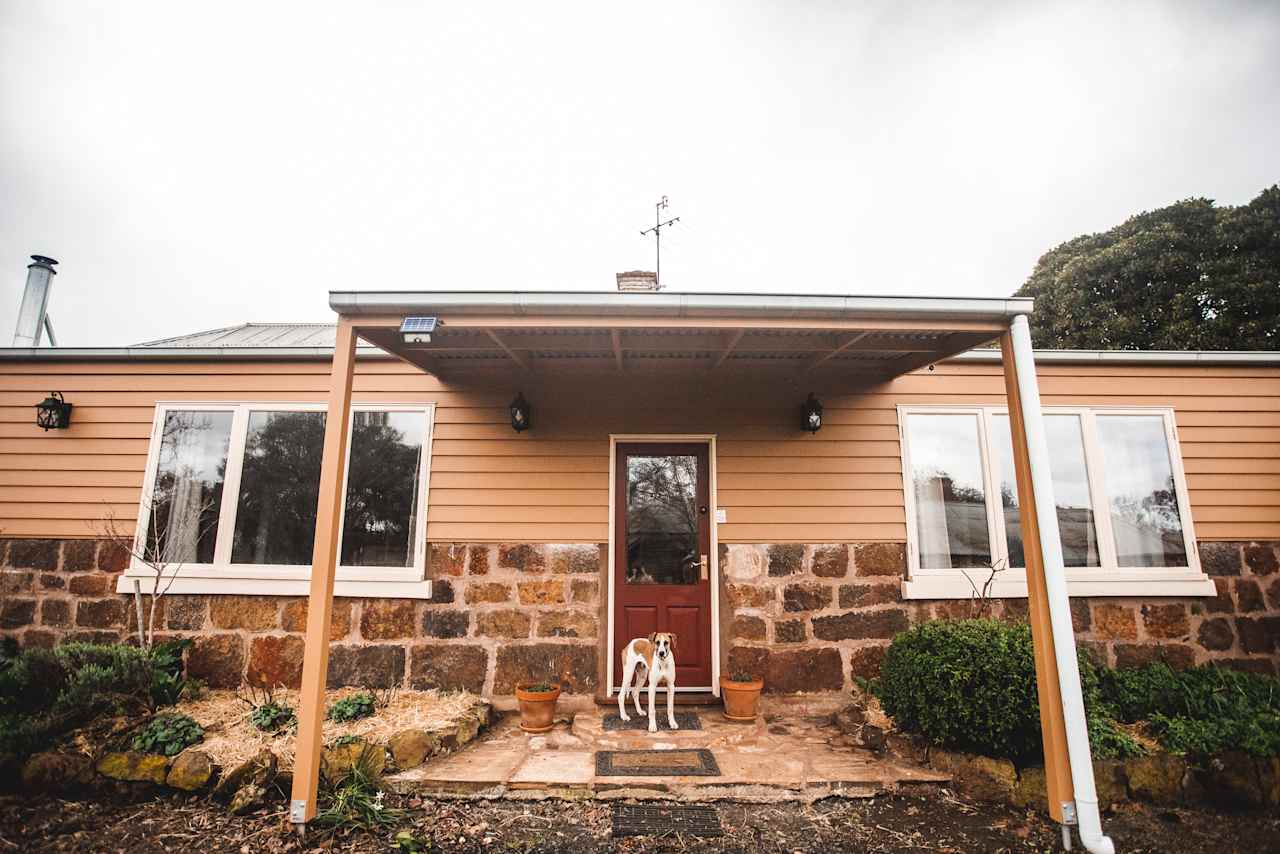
(647, 632, 656, 646)
(668, 633, 678, 655)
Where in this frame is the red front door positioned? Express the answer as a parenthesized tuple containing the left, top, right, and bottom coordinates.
(613, 443, 713, 689)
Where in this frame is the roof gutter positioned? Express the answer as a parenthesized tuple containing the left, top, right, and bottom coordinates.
(328, 290, 1035, 323)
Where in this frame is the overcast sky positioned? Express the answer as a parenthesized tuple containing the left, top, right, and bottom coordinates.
(2, 1, 1278, 346)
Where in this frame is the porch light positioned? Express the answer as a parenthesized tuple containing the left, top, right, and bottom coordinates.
(509, 392, 532, 432)
(400, 316, 438, 344)
(801, 393, 823, 433)
(35, 391, 72, 430)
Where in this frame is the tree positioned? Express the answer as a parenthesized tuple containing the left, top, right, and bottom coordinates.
(1016, 185, 1280, 350)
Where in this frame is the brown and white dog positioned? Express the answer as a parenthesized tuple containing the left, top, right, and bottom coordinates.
(617, 632, 679, 732)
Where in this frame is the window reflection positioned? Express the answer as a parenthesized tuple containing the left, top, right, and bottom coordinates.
(1096, 415, 1188, 567)
(150, 410, 232, 564)
(625, 455, 699, 585)
(340, 410, 426, 568)
(991, 414, 1101, 568)
(907, 414, 992, 569)
(231, 411, 326, 565)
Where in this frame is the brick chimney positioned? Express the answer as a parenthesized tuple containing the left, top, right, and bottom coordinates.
(616, 270, 660, 292)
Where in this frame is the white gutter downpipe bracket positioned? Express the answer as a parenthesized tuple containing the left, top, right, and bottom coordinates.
(1010, 315, 1115, 854)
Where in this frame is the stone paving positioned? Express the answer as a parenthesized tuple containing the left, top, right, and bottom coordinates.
(385, 706, 948, 802)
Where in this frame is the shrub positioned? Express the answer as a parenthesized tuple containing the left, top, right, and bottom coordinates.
(0, 640, 198, 761)
(873, 619, 1132, 762)
(327, 693, 376, 723)
(131, 713, 204, 756)
(315, 743, 402, 830)
(1100, 662, 1280, 757)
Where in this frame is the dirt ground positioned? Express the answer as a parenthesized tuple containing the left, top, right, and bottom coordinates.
(2, 790, 1278, 854)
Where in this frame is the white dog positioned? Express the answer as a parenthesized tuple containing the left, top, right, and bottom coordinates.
(618, 632, 679, 732)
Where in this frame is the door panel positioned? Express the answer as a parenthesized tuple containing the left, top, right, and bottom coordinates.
(614, 442, 713, 688)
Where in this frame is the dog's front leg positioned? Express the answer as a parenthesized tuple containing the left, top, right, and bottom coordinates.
(618, 656, 635, 722)
(647, 676, 658, 733)
(667, 671, 678, 730)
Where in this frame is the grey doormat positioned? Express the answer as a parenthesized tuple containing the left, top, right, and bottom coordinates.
(612, 803, 723, 838)
(595, 748, 721, 777)
(602, 711, 703, 731)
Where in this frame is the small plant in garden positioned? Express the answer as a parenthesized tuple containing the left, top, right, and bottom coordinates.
(373, 684, 399, 709)
(240, 684, 297, 733)
(315, 744, 402, 830)
(327, 692, 376, 723)
(148, 638, 201, 706)
(727, 670, 758, 683)
(131, 712, 204, 756)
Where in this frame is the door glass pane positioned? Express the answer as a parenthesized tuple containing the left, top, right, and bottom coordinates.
(148, 410, 233, 564)
(231, 410, 326, 565)
(625, 454, 699, 584)
(991, 414, 1101, 568)
(906, 413, 991, 569)
(340, 410, 426, 567)
(1096, 415, 1188, 567)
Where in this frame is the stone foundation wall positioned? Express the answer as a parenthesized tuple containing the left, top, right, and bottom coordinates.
(721, 539, 1280, 692)
(0, 538, 605, 697)
(2, 537, 1276, 699)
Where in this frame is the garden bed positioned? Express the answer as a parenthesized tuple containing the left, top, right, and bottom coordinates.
(174, 688, 485, 771)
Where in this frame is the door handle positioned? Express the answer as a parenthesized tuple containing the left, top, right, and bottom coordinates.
(699, 554, 709, 581)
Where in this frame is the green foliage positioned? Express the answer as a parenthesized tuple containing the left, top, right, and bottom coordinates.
(1099, 663, 1280, 757)
(873, 619, 1129, 762)
(1087, 715, 1146, 760)
(249, 701, 296, 734)
(0, 640, 197, 760)
(131, 712, 204, 756)
(314, 744, 402, 830)
(1016, 185, 1280, 351)
(327, 692, 376, 723)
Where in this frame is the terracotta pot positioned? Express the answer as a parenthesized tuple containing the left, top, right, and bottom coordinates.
(515, 683, 561, 733)
(720, 677, 764, 721)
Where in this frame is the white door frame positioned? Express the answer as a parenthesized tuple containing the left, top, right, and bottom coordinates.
(606, 434, 720, 696)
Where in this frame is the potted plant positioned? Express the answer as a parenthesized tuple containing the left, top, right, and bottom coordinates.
(515, 680, 561, 733)
(720, 670, 764, 722)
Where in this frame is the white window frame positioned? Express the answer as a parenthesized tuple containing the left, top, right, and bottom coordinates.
(116, 401, 435, 598)
(898, 404, 1214, 599)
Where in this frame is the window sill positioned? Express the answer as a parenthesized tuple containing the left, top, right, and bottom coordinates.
(901, 569, 1216, 600)
(114, 574, 434, 599)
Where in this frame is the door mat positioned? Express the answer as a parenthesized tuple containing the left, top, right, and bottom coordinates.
(612, 803, 723, 838)
(595, 749, 721, 777)
(602, 712, 703, 731)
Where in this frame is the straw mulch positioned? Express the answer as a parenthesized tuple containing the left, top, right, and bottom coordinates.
(172, 687, 482, 771)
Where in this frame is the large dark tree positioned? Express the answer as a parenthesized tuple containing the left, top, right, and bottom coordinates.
(1016, 185, 1280, 350)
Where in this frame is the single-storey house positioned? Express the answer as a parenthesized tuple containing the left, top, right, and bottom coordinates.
(2, 265, 1277, 832)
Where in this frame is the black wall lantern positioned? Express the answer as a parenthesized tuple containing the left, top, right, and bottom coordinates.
(509, 392, 532, 432)
(801, 392, 823, 433)
(35, 391, 73, 431)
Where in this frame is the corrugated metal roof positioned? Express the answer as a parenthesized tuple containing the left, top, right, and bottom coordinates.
(135, 323, 379, 349)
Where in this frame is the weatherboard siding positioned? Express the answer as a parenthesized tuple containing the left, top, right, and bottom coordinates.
(0, 358, 1276, 542)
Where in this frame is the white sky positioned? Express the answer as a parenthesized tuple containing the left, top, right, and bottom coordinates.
(2, 1, 1278, 346)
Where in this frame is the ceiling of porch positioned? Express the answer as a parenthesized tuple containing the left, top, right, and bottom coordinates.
(355, 323, 1003, 380)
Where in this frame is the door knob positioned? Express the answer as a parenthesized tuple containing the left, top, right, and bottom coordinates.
(699, 554, 709, 580)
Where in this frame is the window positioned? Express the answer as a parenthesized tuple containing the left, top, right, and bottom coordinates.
(121, 402, 435, 598)
(899, 406, 1211, 598)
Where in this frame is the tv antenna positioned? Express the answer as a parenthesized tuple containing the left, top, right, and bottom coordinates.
(639, 196, 680, 288)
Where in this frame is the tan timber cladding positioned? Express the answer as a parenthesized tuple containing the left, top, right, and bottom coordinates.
(0, 358, 1277, 541)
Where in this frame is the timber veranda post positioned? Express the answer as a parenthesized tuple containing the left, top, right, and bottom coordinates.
(999, 328, 1074, 824)
(290, 318, 358, 827)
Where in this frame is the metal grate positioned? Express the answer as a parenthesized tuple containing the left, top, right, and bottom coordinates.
(612, 803, 723, 838)
(602, 711, 703, 731)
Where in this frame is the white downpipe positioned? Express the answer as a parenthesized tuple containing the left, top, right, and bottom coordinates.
(1009, 315, 1114, 854)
